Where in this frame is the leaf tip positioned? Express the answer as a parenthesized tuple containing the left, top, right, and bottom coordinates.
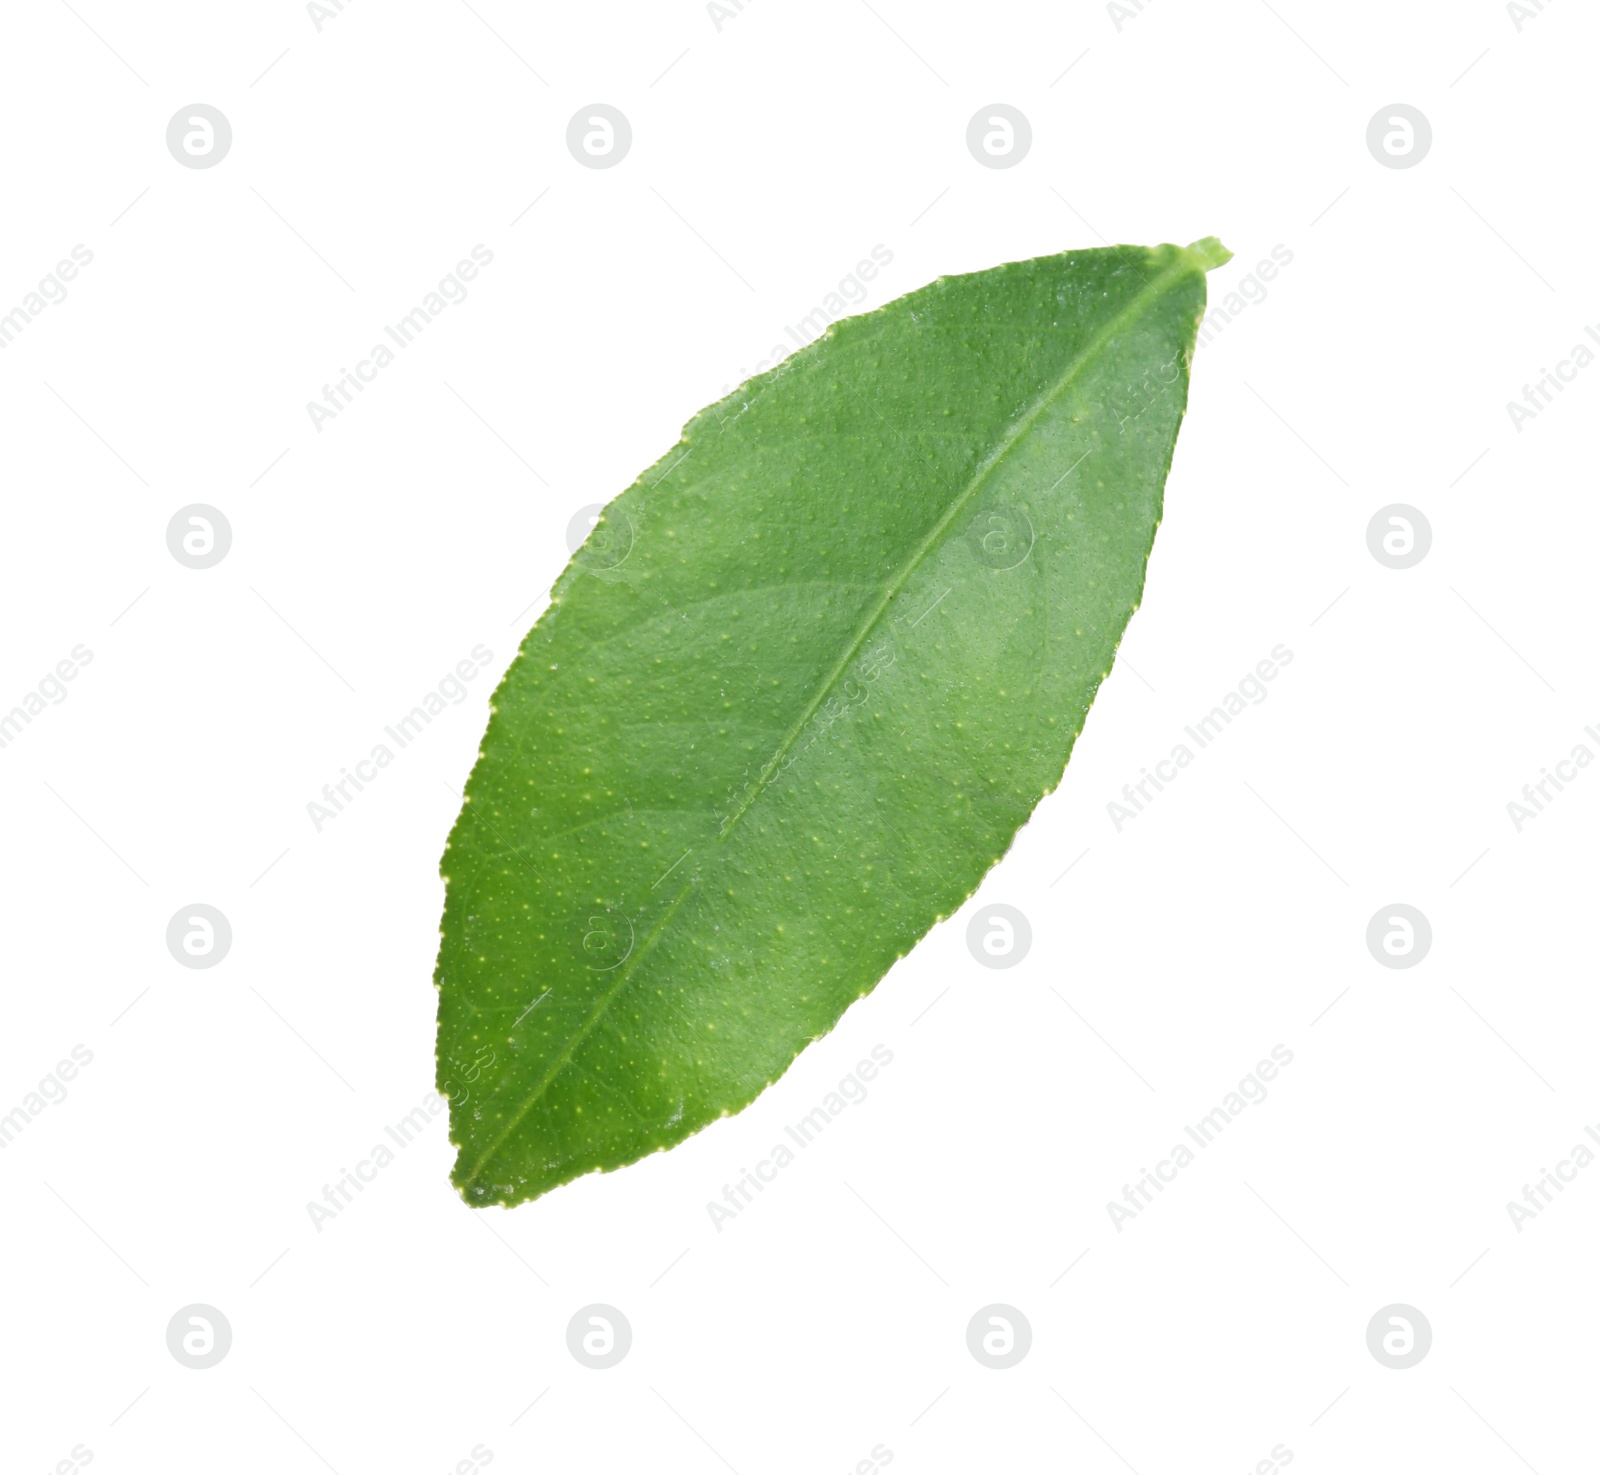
(1184, 237, 1233, 272)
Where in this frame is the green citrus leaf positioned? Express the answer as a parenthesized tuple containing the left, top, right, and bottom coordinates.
(436, 239, 1227, 1206)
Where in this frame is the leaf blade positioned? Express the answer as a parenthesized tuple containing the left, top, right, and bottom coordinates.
(437, 241, 1222, 1205)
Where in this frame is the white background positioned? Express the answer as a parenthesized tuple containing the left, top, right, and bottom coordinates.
(3, 0, 1596, 1470)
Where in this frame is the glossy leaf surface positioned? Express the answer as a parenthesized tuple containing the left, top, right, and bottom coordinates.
(436, 240, 1227, 1205)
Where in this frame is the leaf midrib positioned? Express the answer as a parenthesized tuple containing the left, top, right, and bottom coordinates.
(458, 256, 1195, 1191)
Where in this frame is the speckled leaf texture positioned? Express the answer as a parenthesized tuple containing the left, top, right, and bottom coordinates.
(436, 239, 1228, 1206)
